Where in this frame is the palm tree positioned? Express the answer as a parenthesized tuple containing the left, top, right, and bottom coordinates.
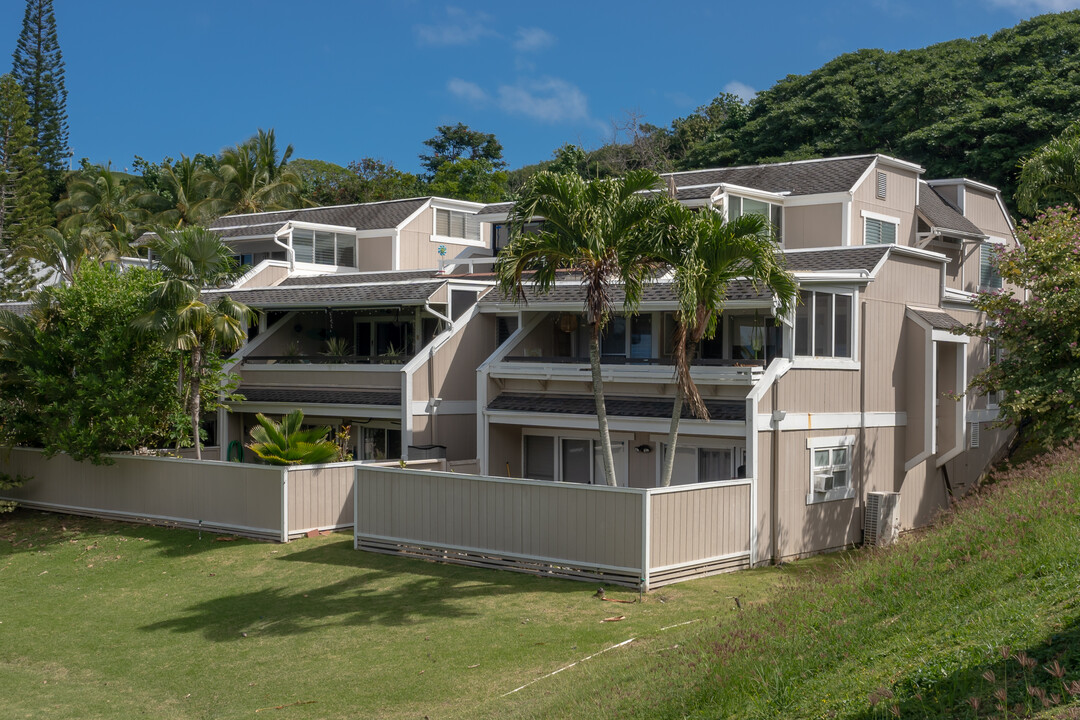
(1016, 121, 1080, 215)
(55, 163, 162, 250)
(497, 169, 664, 486)
(215, 128, 305, 215)
(135, 226, 253, 459)
(15, 220, 119, 284)
(248, 410, 340, 465)
(652, 205, 798, 486)
(152, 154, 224, 228)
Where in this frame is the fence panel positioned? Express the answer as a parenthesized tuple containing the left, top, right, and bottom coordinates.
(647, 480, 752, 586)
(0, 448, 284, 539)
(286, 463, 356, 537)
(354, 467, 645, 585)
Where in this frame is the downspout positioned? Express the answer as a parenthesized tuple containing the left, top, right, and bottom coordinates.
(770, 378, 780, 566)
(273, 223, 296, 271)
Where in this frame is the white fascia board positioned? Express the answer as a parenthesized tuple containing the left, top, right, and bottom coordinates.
(679, 198, 714, 208)
(230, 402, 401, 419)
(984, 235, 1009, 245)
(793, 272, 871, 283)
(932, 329, 969, 344)
(926, 177, 1000, 194)
(717, 183, 791, 202)
(428, 197, 488, 213)
(286, 220, 358, 234)
(926, 225, 988, 241)
(851, 160, 878, 197)
(874, 155, 926, 174)
(888, 244, 949, 264)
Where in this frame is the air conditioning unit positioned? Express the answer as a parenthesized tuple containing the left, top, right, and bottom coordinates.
(812, 473, 831, 493)
(864, 492, 901, 547)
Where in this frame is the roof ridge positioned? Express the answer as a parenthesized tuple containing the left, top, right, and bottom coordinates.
(660, 154, 877, 178)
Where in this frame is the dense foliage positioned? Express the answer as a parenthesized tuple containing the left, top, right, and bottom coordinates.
(968, 205, 1080, 446)
(0, 264, 187, 462)
(247, 410, 340, 465)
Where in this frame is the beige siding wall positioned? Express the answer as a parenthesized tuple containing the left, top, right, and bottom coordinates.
(648, 482, 751, 568)
(357, 236, 394, 271)
(398, 208, 490, 270)
(904, 318, 929, 463)
(784, 204, 843, 249)
(775, 368, 860, 414)
(964, 188, 1014, 239)
(851, 165, 919, 246)
(286, 464, 355, 534)
(354, 467, 645, 570)
(236, 263, 290, 289)
(409, 412, 476, 461)
(489, 424, 523, 477)
(0, 449, 285, 539)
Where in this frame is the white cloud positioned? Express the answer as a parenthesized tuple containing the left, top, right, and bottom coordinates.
(724, 80, 757, 102)
(496, 77, 592, 124)
(447, 78, 490, 105)
(513, 27, 556, 52)
(415, 7, 497, 47)
(986, 0, 1080, 9)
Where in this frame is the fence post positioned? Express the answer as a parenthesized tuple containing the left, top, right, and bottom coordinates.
(640, 489, 651, 593)
(353, 466, 359, 550)
(280, 469, 289, 543)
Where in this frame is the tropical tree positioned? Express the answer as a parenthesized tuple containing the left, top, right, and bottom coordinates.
(497, 169, 664, 486)
(419, 122, 505, 179)
(136, 226, 252, 460)
(651, 206, 798, 486)
(215, 128, 304, 215)
(55, 163, 160, 251)
(15, 220, 117, 284)
(247, 410, 340, 465)
(11, 0, 69, 182)
(1016, 120, 1080, 215)
(151, 154, 224, 227)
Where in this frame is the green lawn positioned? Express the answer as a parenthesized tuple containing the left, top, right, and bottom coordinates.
(0, 508, 789, 719)
(4, 447, 1080, 719)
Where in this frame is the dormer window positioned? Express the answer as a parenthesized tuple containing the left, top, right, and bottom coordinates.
(727, 195, 783, 242)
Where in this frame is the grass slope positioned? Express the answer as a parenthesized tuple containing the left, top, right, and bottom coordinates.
(3, 448, 1080, 718)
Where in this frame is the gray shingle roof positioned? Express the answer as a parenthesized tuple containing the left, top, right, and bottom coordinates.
(205, 280, 446, 308)
(784, 246, 890, 273)
(238, 386, 401, 407)
(477, 202, 514, 215)
(209, 198, 430, 235)
(278, 270, 438, 286)
(910, 308, 966, 331)
(663, 156, 877, 197)
(917, 184, 985, 237)
(488, 393, 746, 421)
(0, 302, 32, 317)
(480, 278, 771, 307)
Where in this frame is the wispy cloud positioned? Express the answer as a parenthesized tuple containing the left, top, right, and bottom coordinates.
(415, 7, 497, 47)
(447, 78, 490, 105)
(513, 27, 555, 52)
(497, 77, 592, 124)
(724, 80, 757, 102)
(985, 0, 1080, 9)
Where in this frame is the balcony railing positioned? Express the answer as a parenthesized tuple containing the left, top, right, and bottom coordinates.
(243, 354, 413, 366)
(502, 356, 765, 368)
(491, 356, 765, 385)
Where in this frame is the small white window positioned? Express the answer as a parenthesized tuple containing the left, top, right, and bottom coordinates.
(806, 435, 856, 504)
(864, 217, 897, 245)
(795, 290, 853, 358)
(435, 208, 479, 242)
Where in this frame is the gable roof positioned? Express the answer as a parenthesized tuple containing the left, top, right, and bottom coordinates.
(662, 155, 878, 197)
(917, 183, 986, 238)
(205, 280, 447, 309)
(784, 245, 890, 274)
(208, 197, 432, 236)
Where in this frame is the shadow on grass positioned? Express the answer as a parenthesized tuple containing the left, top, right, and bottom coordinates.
(0, 506, 267, 558)
(847, 617, 1080, 719)
(139, 559, 534, 641)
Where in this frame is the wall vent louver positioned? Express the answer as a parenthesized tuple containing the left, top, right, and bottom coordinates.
(876, 171, 887, 200)
(864, 491, 900, 547)
(970, 420, 980, 449)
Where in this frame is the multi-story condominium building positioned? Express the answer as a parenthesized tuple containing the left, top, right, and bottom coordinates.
(213, 154, 1019, 564)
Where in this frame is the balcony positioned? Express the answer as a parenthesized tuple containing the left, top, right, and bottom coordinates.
(490, 356, 765, 385)
(241, 354, 414, 366)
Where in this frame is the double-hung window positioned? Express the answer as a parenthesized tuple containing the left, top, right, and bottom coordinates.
(807, 435, 855, 503)
(795, 290, 853, 359)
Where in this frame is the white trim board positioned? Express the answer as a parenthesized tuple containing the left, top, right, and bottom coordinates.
(773, 412, 907, 432)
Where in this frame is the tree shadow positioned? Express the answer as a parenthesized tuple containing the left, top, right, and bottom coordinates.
(140, 567, 522, 641)
(846, 616, 1080, 719)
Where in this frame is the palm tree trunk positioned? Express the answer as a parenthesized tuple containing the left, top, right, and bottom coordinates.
(589, 329, 618, 486)
(190, 344, 202, 461)
(660, 392, 683, 487)
(661, 323, 699, 487)
(175, 357, 186, 452)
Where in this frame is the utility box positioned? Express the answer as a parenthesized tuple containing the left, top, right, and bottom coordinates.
(864, 492, 901, 547)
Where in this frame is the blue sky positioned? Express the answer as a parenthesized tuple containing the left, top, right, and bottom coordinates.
(4, 0, 1080, 174)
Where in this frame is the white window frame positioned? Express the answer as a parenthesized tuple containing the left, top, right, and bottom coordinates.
(979, 242, 1003, 290)
(862, 210, 900, 246)
(793, 287, 859, 368)
(432, 207, 483, 247)
(726, 194, 784, 243)
(806, 434, 856, 504)
(600, 313, 657, 359)
(289, 227, 358, 269)
(521, 429, 630, 486)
